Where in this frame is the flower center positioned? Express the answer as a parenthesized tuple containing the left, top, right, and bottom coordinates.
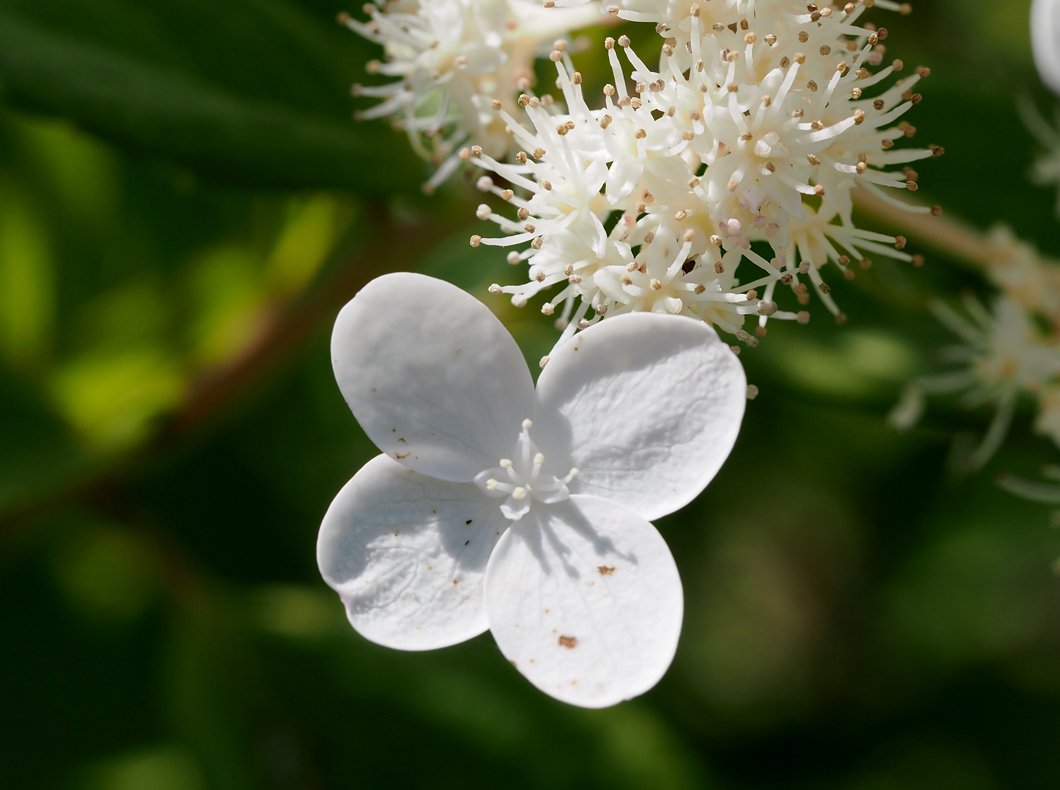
(475, 418, 578, 522)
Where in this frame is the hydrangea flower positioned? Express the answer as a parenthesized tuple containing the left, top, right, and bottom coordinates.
(343, 0, 600, 190)
(471, 2, 936, 341)
(317, 273, 746, 707)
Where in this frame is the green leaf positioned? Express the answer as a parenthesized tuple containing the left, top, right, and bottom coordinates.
(0, 1, 422, 191)
(0, 364, 89, 512)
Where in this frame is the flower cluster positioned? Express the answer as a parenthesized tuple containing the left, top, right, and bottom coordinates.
(893, 228, 1060, 467)
(469, 1, 936, 345)
(342, 0, 600, 191)
(326, 0, 948, 708)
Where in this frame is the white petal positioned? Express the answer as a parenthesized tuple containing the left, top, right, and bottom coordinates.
(485, 495, 683, 708)
(332, 273, 536, 482)
(535, 313, 746, 521)
(511, 0, 602, 39)
(1033, 0, 1060, 96)
(318, 454, 507, 650)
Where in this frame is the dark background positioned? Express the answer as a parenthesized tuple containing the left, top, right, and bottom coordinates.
(0, 1, 1057, 787)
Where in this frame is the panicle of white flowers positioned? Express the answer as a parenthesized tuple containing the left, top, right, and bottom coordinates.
(470, 1, 936, 344)
(342, 0, 600, 191)
(468, 39, 799, 346)
(893, 229, 1060, 467)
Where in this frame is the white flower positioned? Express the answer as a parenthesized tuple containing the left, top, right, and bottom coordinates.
(470, 43, 803, 344)
(910, 296, 1060, 467)
(344, 0, 599, 190)
(895, 230, 1060, 465)
(1032, 0, 1060, 96)
(1019, 99, 1060, 219)
(1025, 0, 1060, 216)
(985, 226, 1060, 319)
(472, 3, 935, 338)
(317, 272, 746, 707)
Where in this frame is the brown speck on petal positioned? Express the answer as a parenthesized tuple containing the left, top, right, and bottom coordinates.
(558, 635, 578, 649)
(597, 565, 616, 576)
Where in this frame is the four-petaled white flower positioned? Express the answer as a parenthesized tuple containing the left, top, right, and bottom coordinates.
(317, 272, 746, 707)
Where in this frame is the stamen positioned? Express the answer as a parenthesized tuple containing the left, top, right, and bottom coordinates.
(475, 418, 577, 521)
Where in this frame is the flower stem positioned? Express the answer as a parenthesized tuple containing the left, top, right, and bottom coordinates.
(853, 187, 991, 270)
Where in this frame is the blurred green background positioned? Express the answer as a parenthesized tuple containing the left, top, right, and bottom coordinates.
(1, 1, 1058, 787)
